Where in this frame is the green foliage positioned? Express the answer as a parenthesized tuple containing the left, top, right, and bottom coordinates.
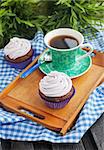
(0, 0, 104, 48)
(0, 0, 48, 47)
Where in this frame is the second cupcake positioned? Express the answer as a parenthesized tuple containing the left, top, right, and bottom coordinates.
(39, 71, 75, 109)
(4, 37, 33, 69)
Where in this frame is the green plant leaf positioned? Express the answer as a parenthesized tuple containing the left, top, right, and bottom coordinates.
(75, 3, 85, 12)
(0, 21, 3, 36)
(16, 17, 34, 27)
(0, 9, 7, 17)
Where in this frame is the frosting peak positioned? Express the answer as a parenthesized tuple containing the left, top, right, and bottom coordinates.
(39, 71, 72, 97)
(4, 37, 31, 59)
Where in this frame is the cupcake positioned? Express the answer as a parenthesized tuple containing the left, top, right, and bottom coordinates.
(4, 37, 33, 69)
(39, 71, 75, 109)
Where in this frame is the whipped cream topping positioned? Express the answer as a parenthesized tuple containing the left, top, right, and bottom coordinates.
(4, 37, 31, 59)
(39, 71, 72, 97)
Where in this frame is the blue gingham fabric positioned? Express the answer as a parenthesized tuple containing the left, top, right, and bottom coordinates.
(0, 30, 104, 143)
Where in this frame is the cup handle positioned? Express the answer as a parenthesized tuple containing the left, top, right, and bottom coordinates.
(76, 43, 93, 61)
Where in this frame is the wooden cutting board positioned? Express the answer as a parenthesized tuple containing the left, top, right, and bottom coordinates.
(0, 49, 104, 135)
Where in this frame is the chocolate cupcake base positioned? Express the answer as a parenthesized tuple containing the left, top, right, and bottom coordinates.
(6, 56, 33, 69)
(39, 86, 75, 109)
(5, 49, 34, 69)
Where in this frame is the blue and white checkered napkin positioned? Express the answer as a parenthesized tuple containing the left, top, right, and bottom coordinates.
(0, 30, 104, 143)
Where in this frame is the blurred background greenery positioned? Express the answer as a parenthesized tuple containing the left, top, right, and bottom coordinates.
(0, 0, 104, 48)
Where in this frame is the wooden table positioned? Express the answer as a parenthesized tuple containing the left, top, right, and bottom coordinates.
(0, 113, 104, 150)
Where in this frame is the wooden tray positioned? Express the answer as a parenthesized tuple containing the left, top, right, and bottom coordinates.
(0, 49, 104, 135)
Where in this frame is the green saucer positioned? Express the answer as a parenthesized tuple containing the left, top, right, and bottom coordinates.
(38, 49, 92, 79)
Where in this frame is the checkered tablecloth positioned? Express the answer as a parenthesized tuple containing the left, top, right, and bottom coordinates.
(0, 30, 104, 143)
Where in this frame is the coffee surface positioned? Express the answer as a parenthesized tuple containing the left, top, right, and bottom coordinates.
(49, 35, 79, 49)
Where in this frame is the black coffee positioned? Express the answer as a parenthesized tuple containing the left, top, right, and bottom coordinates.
(49, 35, 79, 49)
